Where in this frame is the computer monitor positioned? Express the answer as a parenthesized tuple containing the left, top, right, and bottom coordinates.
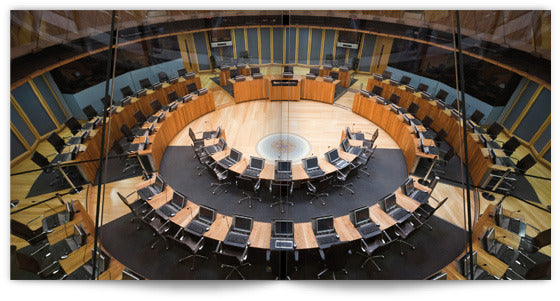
(80, 130, 90, 143)
(276, 160, 292, 172)
(326, 149, 340, 162)
(421, 92, 431, 100)
(389, 79, 399, 86)
(341, 138, 351, 151)
(480, 227, 496, 251)
(272, 219, 294, 237)
(390, 104, 399, 114)
(351, 206, 371, 227)
(380, 193, 397, 212)
(314, 215, 334, 234)
(147, 123, 156, 135)
(154, 175, 166, 192)
(249, 157, 264, 170)
(456, 251, 478, 278)
(169, 77, 179, 85)
(232, 215, 253, 233)
(451, 110, 461, 121)
(229, 148, 242, 162)
(70, 145, 80, 160)
(303, 156, 319, 170)
(170, 191, 186, 208)
(400, 178, 415, 196)
(198, 205, 216, 224)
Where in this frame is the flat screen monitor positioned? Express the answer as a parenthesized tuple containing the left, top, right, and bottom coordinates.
(229, 148, 242, 162)
(249, 157, 264, 170)
(272, 219, 294, 237)
(303, 157, 319, 170)
(360, 89, 371, 97)
(352, 206, 371, 226)
(232, 215, 253, 233)
(456, 251, 478, 277)
(380, 193, 397, 212)
(169, 77, 179, 84)
(421, 92, 431, 100)
(198, 205, 216, 223)
(389, 79, 399, 86)
(276, 160, 291, 172)
(400, 178, 415, 196)
(390, 104, 399, 114)
(326, 149, 340, 162)
(170, 191, 186, 208)
(154, 175, 166, 191)
(315, 216, 334, 234)
(479, 134, 488, 144)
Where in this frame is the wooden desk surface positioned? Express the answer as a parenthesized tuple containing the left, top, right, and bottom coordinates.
(248, 221, 271, 249)
(334, 215, 362, 242)
(369, 204, 396, 230)
(204, 213, 232, 241)
(294, 222, 318, 249)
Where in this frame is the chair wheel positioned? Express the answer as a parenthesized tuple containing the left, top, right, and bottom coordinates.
(151, 246, 155, 249)
(178, 259, 184, 263)
(136, 226, 141, 230)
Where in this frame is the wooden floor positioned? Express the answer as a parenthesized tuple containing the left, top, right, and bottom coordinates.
(10, 66, 551, 265)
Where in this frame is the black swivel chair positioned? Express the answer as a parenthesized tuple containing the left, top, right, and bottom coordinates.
(355, 145, 376, 177)
(46, 132, 67, 154)
(434, 89, 449, 101)
(207, 163, 231, 195)
(235, 175, 262, 208)
(187, 83, 198, 94)
(133, 110, 149, 126)
(150, 99, 163, 114)
(389, 93, 401, 105)
(329, 71, 339, 80)
(450, 98, 464, 109)
(31, 151, 64, 187)
(382, 70, 392, 80)
(434, 129, 448, 146)
(144, 211, 172, 250)
(417, 83, 429, 93)
(470, 110, 485, 124)
(515, 154, 537, 175)
(501, 136, 521, 157)
(309, 67, 320, 76)
(214, 241, 251, 280)
(121, 85, 134, 98)
(371, 85, 383, 97)
(82, 105, 98, 120)
(362, 129, 379, 150)
(317, 242, 352, 279)
(116, 192, 152, 230)
(229, 68, 239, 78)
(486, 123, 504, 140)
(306, 175, 332, 206)
(269, 181, 294, 214)
(139, 78, 152, 90)
(400, 76, 411, 85)
(177, 68, 187, 78)
(284, 66, 293, 73)
(422, 116, 434, 129)
(158, 71, 169, 83)
(408, 102, 420, 117)
(167, 91, 179, 103)
(520, 228, 551, 254)
(65, 117, 83, 135)
(415, 197, 449, 231)
(250, 66, 260, 75)
(170, 226, 208, 271)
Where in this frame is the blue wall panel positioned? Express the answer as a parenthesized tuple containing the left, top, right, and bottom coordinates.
(247, 28, 259, 65)
(273, 28, 283, 64)
(513, 88, 551, 142)
(322, 30, 335, 65)
(286, 28, 297, 64)
(309, 29, 322, 66)
(193, 32, 210, 70)
(359, 34, 376, 72)
(543, 148, 551, 163)
(32, 77, 67, 124)
(12, 83, 56, 135)
(348, 48, 359, 67)
(533, 123, 550, 153)
(502, 81, 539, 130)
(235, 29, 246, 58)
(297, 28, 309, 64)
(260, 28, 271, 64)
(11, 130, 27, 160)
(10, 103, 36, 147)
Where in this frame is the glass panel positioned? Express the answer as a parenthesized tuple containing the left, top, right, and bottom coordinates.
(513, 88, 550, 142)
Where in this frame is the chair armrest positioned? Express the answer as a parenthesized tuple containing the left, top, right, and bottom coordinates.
(241, 244, 250, 261)
(266, 250, 271, 262)
(254, 178, 261, 190)
(289, 181, 294, 194)
(318, 248, 325, 261)
(294, 250, 299, 262)
(141, 208, 155, 220)
(156, 220, 170, 232)
(195, 236, 205, 251)
(215, 240, 222, 253)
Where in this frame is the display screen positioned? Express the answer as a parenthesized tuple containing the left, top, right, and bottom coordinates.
(305, 157, 318, 169)
(233, 215, 252, 231)
(317, 216, 334, 232)
(277, 161, 291, 172)
(250, 157, 264, 169)
(274, 220, 294, 236)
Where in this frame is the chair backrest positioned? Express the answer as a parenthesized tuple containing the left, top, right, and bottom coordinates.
(100, 96, 111, 108)
(236, 175, 257, 193)
(417, 83, 429, 92)
(516, 154, 537, 174)
(215, 250, 242, 266)
(47, 132, 66, 153)
(486, 123, 504, 140)
(310, 67, 320, 76)
(65, 117, 82, 135)
(329, 71, 339, 80)
(370, 129, 379, 145)
(442, 147, 455, 162)
(167, 91, 179, 103)
(451, 98, 464, 109)
(428, 176, 441, 191)
(188, 127, 198, 143)
(470, 110, 485, 124)
(422, 115, 434, 128)
(112, 140, 125, 155)
(139, 78, 152, 89)
(389, 93, 400, 105)
(187, 83, 198, 94)
(116, 192, 135, 212)
(324, 242, 351, 270)
(133, 110, 147, 124)
(435, 129, 448, 141)
(250, 66, 260, 74)
(158, 72, 169, 83)
(120, 124, 134, 139)
(532, 229, 551, 250)
(229, 68, 239, 78)
(382, 70, 392, 79)
(120, 85, 134, 97)
(502, 136, 521, 156)
(284, 66, 293, 73)
(82, 105, 98, 120)
(150, 99, 162, 114)
(31, 151, 50, 169)
(434, 89, 449, 101)
(400, 76, 411, 85)
(408, 102, 420, 115)
(177, 68, 187, 77)
(372, 85, 383, 96)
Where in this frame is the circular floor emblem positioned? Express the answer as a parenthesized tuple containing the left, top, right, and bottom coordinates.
(256, 133, 311, 161)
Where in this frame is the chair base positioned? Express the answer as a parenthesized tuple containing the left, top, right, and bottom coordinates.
(334, 183, 354, 195)
(211, 182, 231, 195)
(395, 239, 415, 256)
(358, 253, 384, 271)
(317, 268, 348, 280)
(179, 253, 208, 271)
(270, 196, 294, 214)
(238, 192, 262, 208)
(221, 262, 251, 280)
(306, 191, 328, 206)
(150, 235, 169, 250)
(357, 167, 370, 177)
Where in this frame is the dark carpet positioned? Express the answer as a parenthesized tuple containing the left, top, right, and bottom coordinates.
(159, 146, 408, 222)
(26, 165, 89, 198)
(412, 142, 541, 204)
(210, 77, 233, 97)
(100, 211, 467, 280)
(93, 149, 144, 186)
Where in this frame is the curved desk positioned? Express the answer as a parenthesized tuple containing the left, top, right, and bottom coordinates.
(365, 77, 505, 186)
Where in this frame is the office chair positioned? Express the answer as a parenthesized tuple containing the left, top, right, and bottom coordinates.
(501, 136, 521, 157)
(520, 228, 551, 254)
(450, 98, 464, 109)
(117, 192, 152, 230)
(470, 110, 485, 124)
(266, 250, 298, 280)
(355, 145, 376, 177)
(371, 85, 383, 96)
(120, 124, 148, 142)
(358, 232, 387, 271)
(329, 71, 339, 80)
(333, 165, 356, 195)
(389, 93, 401, 105)
(415, 197, 449, 231)
(188, 127, 205, 156)
(46, 132, 67, 154)
(434, 129, 448, 146)
(144, 211, 171, 250)
(158, 71, 169, 83)
(515, 153, 537, 175)
(214, 241, 251, 280)
(100, 96, 112, 109)
(14, 244, 65, 279)
(484, 123, 503, 140)
(434, 89, 449, 101)
(235, 175, 262, 208)
(65, 117, 83, 135)
(417, 83, 429, 93)
(167, 91, 179, 103)
(384, 224, 417, 256)
(382, 70, 392, 79)
(269, 181, 294, 214)
(112, 140, 141, 174)
(400, 75, 411, 85)
(31, 151, 64, 187)
(317, 242, 352, 279)
(362, 129, 379, 149)
(121, 85, 134, 98)
(139, 78, 152, 89)
(208, 164, 231, 195)
(229, 68, 239, 78)
(284, 66, 293, 73)
(150, 99, 163, 114)
(306, 175, 332, 206)
(187, 82, 198, 94)
(170, 226, 208, 271)
(250, 66, 260, 75)
(309, 67, 320, 76)
(421, 115, 434, 129)
(10, 219, 48, 245)
(177, 68, 187, 78)
(408, 102, 420, 117)
(82, 105, 98, 120)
